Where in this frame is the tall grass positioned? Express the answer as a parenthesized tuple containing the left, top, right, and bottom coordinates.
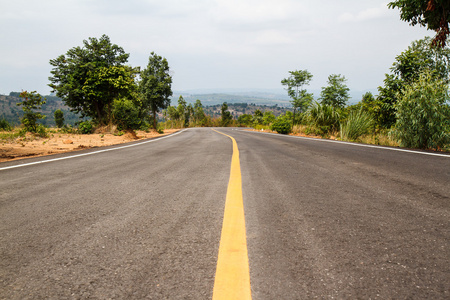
(340, 109, 374, 141)
(306, 102, 340, 135)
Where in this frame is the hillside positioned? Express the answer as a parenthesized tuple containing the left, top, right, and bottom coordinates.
(0, 93, 83, 126)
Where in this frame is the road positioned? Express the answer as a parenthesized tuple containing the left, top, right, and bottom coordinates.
(1, 128, 449, 299)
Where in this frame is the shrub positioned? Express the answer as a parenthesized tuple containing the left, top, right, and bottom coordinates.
(270, 116, 292, 134)
(54, 109, 65, 128)
(306, 102, 340, 135)
(112, 98, 142, 131)
(340, 109, 374, 141)
(0, 119, 12, 131)
(391, 71, 450, 149)
(78, 120, 93, 134)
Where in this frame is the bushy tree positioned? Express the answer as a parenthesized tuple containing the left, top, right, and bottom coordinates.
(238, 114, 253, 126)
(54, 109, 64, 128)
(281, 70, 314, 124)
(319, 74, 350, 108)
(220, 102, 232, 127)
(112, 98, 142, 130)
(376, 37, 450, 128)
(17, 91, 46, 132)
(388, 0, 450, 47)
(49, 35, 137, 125)
(391, 71, 450, 149)
(270, 115, 292, 134)
(193, 99, 207, 126)
(139, 52, 173, 129)
(262, 111, 276, 125)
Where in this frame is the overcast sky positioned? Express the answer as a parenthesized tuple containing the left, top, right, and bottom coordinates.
(0, 0, 431, 97)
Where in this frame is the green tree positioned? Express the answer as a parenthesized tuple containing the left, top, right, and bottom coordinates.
(221, 102, 232, 127)
(139, 52, 173, 129)
(17, 91, 46, 132)
(391, 70, 450, 149)
(54, 109, 64, 128)
(112, 98, 142, 130)
(270, 115, 292, 134)
(281, 70, 313, 124)
(262, 111, 276, 125)
(49, 35, 135, 125)
(388, 0, 450, 47)
(319, 74, 350, 108)
(193, 99, 207, 126)
(237, 114, 253, 126)
(376, 36, 450, 128)
(252, 109, 263, 125)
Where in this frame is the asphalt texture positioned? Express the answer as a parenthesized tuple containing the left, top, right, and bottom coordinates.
(1, 128, 449, 299)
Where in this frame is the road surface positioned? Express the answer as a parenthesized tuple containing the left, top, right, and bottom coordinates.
(1, 128, 449, 299)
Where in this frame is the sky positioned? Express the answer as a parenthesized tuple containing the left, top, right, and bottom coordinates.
(0, 0, 431, 98)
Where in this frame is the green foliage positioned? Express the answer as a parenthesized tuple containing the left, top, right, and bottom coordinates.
(270, 115, 292, 134)
(78, 120, 93, 134)
(49, 34, 135, 125)
(112, 98, 142, 130)
(281, 69, 314, 123)
(17, 91, 46, 133)
(306, 102, 341, 135)
(193, 99, 207, 126)
(54, 109, 64, 128)
(391, 71, 450, 149)
(262, 111, 276, 125)
(376, 37, 450, 128)
(238, 114, 253, 126)
(220, 102, 233, 127)
(139, 52, 173, 129)
(319, 74, 350, 108)
(388, 0, 450, 47)
(0, 118, 12, 131)
(340, 109, 374, 141)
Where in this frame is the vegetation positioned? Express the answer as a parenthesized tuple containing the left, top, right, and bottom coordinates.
(319, 74, 350, 108)
(0, 119, 12, 131)
(54, 109, 64, 128)
(270, 115, 292, 134)
(340, 109, 374, 141)
(49, 35, 138, 125)
(281, 70, 314, 124)
(220, 102, 233, 127)
(391, 71, 450, 149)
(139, 52, 173, 129)
(17, 91, 47, 134)
(388, 0, 450, 47)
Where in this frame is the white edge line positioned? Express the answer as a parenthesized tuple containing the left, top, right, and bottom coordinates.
(241, 130, 450, 158)
(0, 129, 188, 171)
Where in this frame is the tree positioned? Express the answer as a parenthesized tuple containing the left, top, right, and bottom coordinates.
(376, 36, 450, 128)
(391, 70, 450, 149)
(49, 34, 136, 124)
(262, 111, 276, 125)
(193, 99, 207, 126)
(54, 109, 64, 128)
(388, 0, 450, 47)
(139, 52, 173, 129)
(221, 102, 232, 127)
(281, 70, 313, 124)
(319, 74, 350, 108)
(17, 91, 46, 132)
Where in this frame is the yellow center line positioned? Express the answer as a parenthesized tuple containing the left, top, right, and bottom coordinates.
(212, 129, 252, 300)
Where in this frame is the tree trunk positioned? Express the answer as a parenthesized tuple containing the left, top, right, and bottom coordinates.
(153, 110, 157, 130)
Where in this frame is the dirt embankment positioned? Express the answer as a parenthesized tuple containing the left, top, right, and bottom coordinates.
(0, 129, 179, 163)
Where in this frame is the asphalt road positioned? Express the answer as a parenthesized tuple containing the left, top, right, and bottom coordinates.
(1, 128, 449, 299)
